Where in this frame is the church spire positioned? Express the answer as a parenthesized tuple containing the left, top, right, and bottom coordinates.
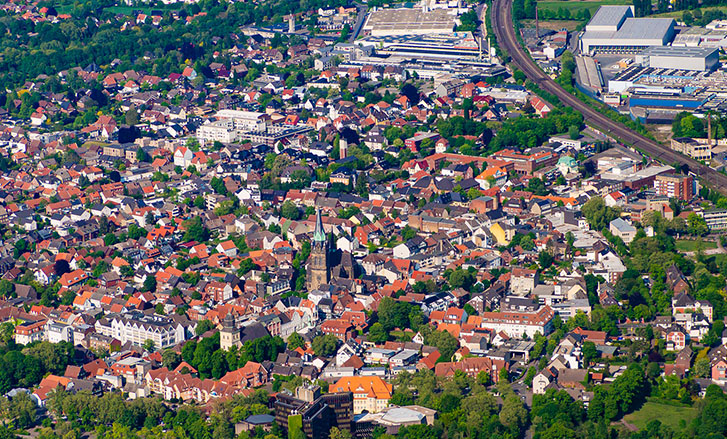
(313, 208, 326, 244)
(308, 208, 330, 292)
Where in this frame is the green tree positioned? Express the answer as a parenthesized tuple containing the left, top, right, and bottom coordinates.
(687, 213, 709, 236)
(400, 225, 416, 241)
(425, 329, 459, 362)
(193, 196, 205, 209)
(281, 200, 300, 220)
(13, 239, 28, 259)
(136, 147, 150, 163)
(527, 177, 548, 196)
(377, 297, 422, 331)
(581, 197, 619, 230)
(143, 339, 156, 352)
(0, 323, 14, 344)
(143, 275, 157, 293)
(60, 290, 76, 306)
(328, 427, 352, 439)
(582, 341, 599, 365)
(367, 322, 388, 344)
(183, 217, 210, 242)
(195, 320, 214, 336)
(538, 251, 554, 269)
(524, 366, 537, 386)
(499, 394, 528, 433)
(520, 235, 535, 251)
(162, 350, 181, 369)
(311, 334, 338, 357)
(568, 124, 580, 140)
(120, 265, 134, 277)
(287, 333, 306, 350)
(694, 356, 711, 378)
(449, 269, 475, 291)
(0, 280, 14, 298)
(125, 107, 139, 126)
(210, 177, 228, 196)
(7, 391, 36, 428)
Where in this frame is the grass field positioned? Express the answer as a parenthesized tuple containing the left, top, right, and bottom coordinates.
(623, 401, 697, 431)
(537, 0, 632, 16)
(521, 18, 584, 31)
(675, 240, 718, 252)
(652, 5, 727, 17)
(82, 141, 111, 148)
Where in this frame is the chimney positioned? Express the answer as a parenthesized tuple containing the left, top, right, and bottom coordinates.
(535, 4, 539, 39)
(708, 113, 713, 146)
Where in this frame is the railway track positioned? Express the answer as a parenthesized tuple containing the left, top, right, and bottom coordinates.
(490, 0, 727, 193)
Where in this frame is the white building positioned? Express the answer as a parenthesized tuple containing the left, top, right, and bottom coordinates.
(96, 312, 186, 349)
(478, 306, 555, 339)
(15, 320, 45, 345)
(580, 6, 675, 55)
(45, 322, 73, 344)
(635, 46, 719, 72)
(173, 146, 193, 167)
(197, 121, 239, 144)
(214, 109, 267, 131)
(609, 217, 637, 244)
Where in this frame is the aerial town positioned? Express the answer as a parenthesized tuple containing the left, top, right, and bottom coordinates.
(1, 0, 727, 438)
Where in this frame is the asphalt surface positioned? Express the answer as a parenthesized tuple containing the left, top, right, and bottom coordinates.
(490, 0, 727, 193)
(349, 2, 368, 42)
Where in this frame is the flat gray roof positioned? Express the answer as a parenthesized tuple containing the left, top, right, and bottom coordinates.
(582, 17, 675, 43)
(365, 8, 455, 28)
(588, 5, 632, 28)
(641, 45, 718, 58)
(617, 18, 674, 40)
(610, 217, 636, 232)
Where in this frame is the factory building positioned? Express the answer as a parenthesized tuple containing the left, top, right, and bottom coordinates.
(359, 32, 481, 60)
(628, 92, 707, 111)
(670, 137, 712, 161)
(363, 7, 457, 36)
(580, 6, 676, 55)
(635, 46, 720, 72)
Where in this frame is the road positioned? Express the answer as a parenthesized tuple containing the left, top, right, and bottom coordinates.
(349, 2, 368, 42)
(476, 3, 488, 42)
(490, 0, 727, 194)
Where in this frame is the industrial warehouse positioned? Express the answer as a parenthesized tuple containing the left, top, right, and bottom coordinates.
(635, 46, 720, 72)
(569, 4, 727, 119)
(580, 6, 676, 55)
(358, 32, 483, 60)
(362, 7, 457, 36)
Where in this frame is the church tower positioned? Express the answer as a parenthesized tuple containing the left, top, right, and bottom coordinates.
(220, 312, 240, 351)
(307, 209, 329, 292)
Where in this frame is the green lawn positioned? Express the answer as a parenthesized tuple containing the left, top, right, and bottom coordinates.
(537, 0, 632, 16)
(675, 240, 718, 252)
(521, 18, 584, 31)
(623, 401, 697, 431)
(82, 141, 111, 148)
(652, 5, 727, 17)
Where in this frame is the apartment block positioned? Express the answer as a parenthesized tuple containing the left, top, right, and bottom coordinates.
(477, 306, 555, 338)
(654, 174, 693, 201)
